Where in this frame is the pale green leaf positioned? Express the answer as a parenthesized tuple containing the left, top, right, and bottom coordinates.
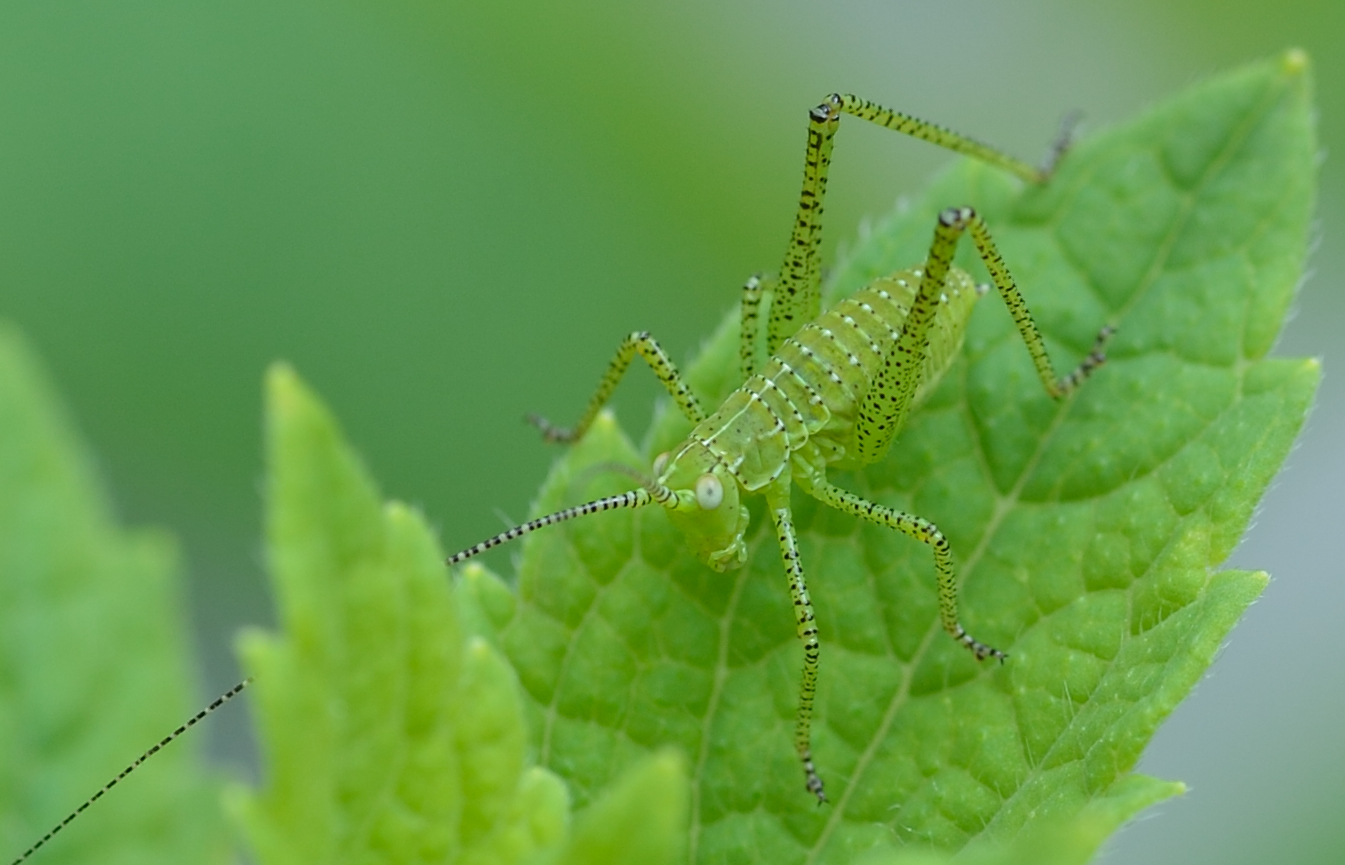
(556, 749, 688, 865)
(229, 364, 690, 865)
(0, 324, 229, 865)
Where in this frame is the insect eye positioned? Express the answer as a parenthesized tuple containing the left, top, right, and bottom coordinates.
(695, 473, 723, 510)
(653, 451, 670, 477)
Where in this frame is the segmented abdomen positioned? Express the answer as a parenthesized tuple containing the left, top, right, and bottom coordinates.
(691, 266, 981, 489)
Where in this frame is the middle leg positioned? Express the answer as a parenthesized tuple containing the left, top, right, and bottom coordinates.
(809, 478, 1006, 662)
(765, 484, 828, 803)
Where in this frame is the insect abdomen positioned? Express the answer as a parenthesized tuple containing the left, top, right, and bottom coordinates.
(777, 266, 980, 466)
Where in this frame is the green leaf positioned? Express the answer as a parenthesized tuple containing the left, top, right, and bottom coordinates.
(0, 324, 229, 865)
(556, 749, 689, 865)
(229, 364, 689, 865)
(494, 51, 1318, 863)
(851, 772, 1179, 865)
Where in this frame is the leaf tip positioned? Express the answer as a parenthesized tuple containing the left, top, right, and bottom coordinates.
(263, 362, 342, 460)
(593, 407, 620, 435)
(1280, 47, 1309, 77)
(232, 625, 273, 675)
(382, 499, 417, 529)
(265, 361, 311, 426)
(560, 748, 689, 865)
(265, 360, 299, 398)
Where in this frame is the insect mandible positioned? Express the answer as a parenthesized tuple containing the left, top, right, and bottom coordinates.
(445, 94, 1113, 802)
(9, 94, 1114, 865)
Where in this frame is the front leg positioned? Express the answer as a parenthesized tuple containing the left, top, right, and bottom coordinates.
(527, 330, 705, 444)
(765, 483, 827, 803)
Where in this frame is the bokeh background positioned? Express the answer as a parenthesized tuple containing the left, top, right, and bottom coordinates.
(1, 1, 1340, 862)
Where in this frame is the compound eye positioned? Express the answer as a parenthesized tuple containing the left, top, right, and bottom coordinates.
(652, 451, 671, 477)
(695, 473, 724, 510)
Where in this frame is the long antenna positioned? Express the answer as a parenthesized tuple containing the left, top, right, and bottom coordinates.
(446, 487, 663, 565)
(10, 678, 252, 865)
(14, 487, 664, 863)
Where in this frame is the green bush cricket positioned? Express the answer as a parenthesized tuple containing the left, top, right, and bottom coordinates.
(11, 92, 1112, 863)
(445, 94, 1112, 802)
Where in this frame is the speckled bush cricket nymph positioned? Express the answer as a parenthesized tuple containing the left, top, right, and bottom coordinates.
(443, 95, 1112, 802)
(11, 93, 1111, 863)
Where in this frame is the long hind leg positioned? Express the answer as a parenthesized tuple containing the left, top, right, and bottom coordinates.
(961, 208, 1113, 398)
(854, 206, 1112, 464)
(766, 95, 1054, 357)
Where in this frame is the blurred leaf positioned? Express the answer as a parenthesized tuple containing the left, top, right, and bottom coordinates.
(494, 51, 1317, 863)
(556, 749, 688, 865)
(228, 365, 689, 865)
(0, 325, 228, 865)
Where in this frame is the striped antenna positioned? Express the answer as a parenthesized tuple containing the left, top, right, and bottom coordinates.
(15, 487, 666, 863)
(575, 462, 687, 508)
(446, 487, 662, 566)
(10, 678, 252, 865)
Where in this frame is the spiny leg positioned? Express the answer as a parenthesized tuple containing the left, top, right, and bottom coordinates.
(766, 104, 838, 355)
(766, 95, 1057, 358)
(835, 95, 1049, 184)
(853, 205, 970, 464)
(854, 206, 1112, 464)
(528, 330, 705, 444)
(1040, 110, 1083, 179)
(810, 479, 1005, 662)
(765, 485, 826, 803)
(961, 208, 1113, 398)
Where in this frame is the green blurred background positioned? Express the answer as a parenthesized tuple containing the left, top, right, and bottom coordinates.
(1, 1, 1340, 861)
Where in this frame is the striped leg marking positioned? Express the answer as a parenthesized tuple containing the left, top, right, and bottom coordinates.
(835, 94, 1045, 183)
(962, 209, 1113, 398)
(766, 489, 827, 803)
(767, 104, 838, 355)
(527, 330, 705, 444)
(766, 91, 1051, 363)
(739, 273, 771, 382)
(811, 480, 1006, 662)
(855, 206, 1113, 465)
